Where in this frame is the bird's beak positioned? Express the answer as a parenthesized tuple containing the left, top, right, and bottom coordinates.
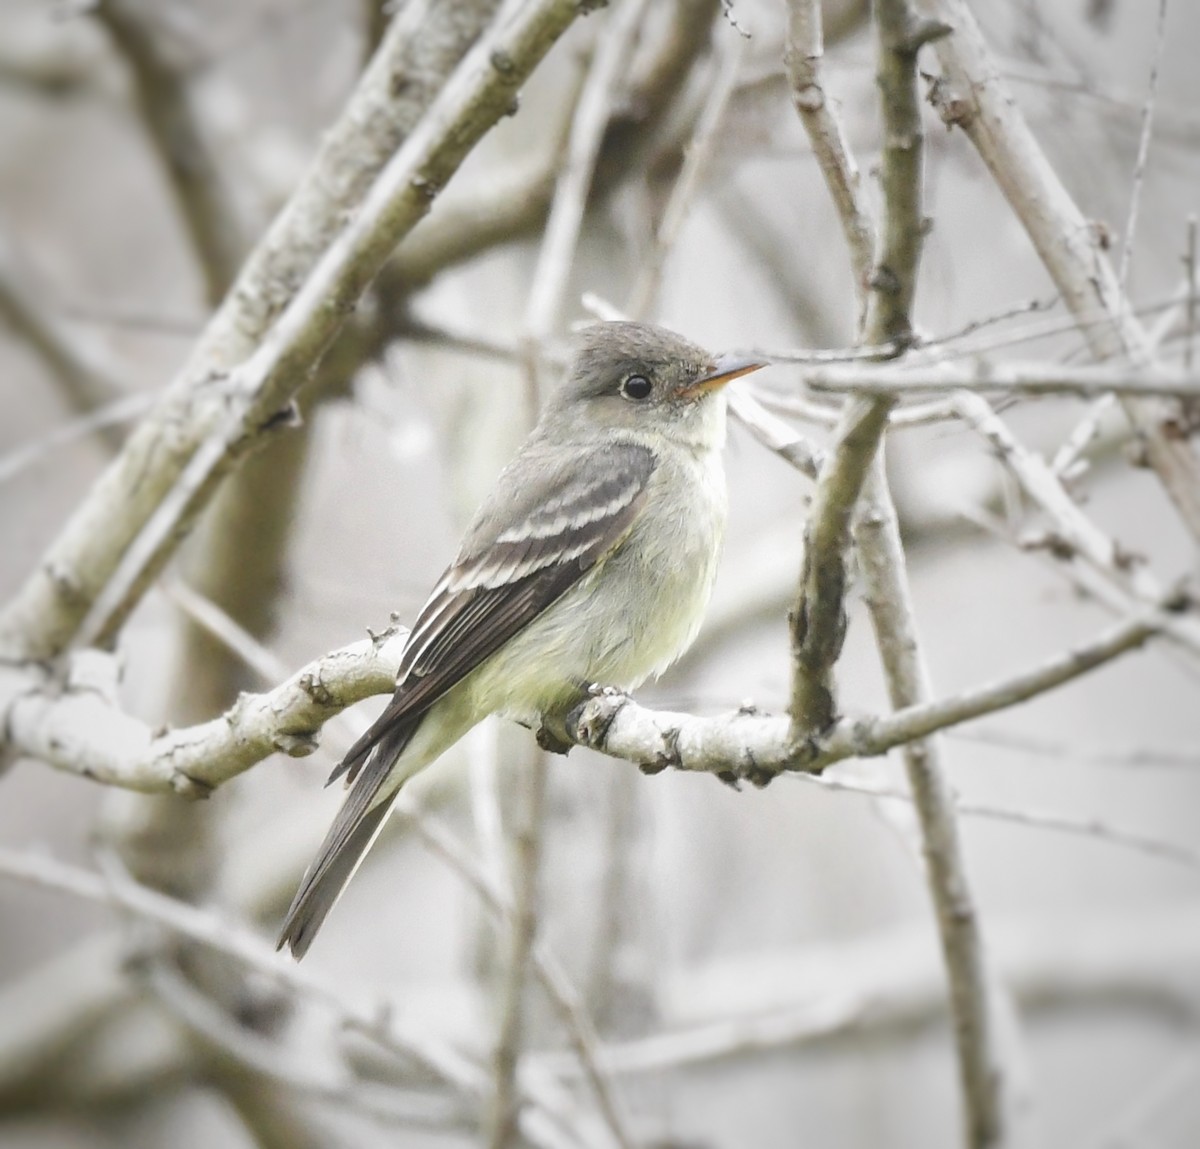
(679, 353, 766, 399)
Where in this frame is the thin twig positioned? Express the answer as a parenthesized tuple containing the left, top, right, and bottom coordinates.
(523, 0, 652, 395)
(727, 385, 825, 480)
(1186, 215, 1198, 372)
(0, 847, 487, 1094)
(407, 811, 637, 1149)
(798, 360, 1200, 399)
(790, 773, 1200, 872)
(625, 30, 744, 318)
(532, 904, 1200, 1080)
(0, 846, 594, 1149)
(143, 960, 469, 1130)
(954, 392, 1200, 660)
(0, 238, 128, 448)
(0, 393, 153, 486)
(94, 1, 244, 304)
(1116, 0, 1169, 298)
(948, 726, 1200, 771)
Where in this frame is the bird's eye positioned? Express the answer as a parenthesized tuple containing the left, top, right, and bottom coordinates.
(620, 374, 653, 401)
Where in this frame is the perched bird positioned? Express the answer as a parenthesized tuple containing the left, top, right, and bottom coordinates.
(278, 320, 763, 957)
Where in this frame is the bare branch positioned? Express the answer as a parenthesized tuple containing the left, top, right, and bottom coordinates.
(1116, 0, 1169, 297)
(484, 752, 551, 1149)
(0, 846, 487, 1095)
(625, 30, 744, 319)
(858, 456, 1018, 1149)
(799, 359, 1200, 399)
(3, 597, 1166, 796)
(953, 392, 1200, 662)
(0, 0, 534, 661)
(790, 772, 1200, 872)
(568, 606, 1160, 783)
(3, 629, 407, 796)
(920, 0, 1200, 542)
(785, 3, 948, 738)
(525, 0, 653, 390)
(783, 0, 875, 303)
(0, 846, 596, 1149)
(727, 385, 826, 481)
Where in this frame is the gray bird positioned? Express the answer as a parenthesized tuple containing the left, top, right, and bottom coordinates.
(278, 320, 763, 957)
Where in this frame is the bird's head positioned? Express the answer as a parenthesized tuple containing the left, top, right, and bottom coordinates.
(545, 321, 765, 449)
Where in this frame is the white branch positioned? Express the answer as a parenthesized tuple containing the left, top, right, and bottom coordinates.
(798, 359, 1200, 398)
(0, 0, 586, 662)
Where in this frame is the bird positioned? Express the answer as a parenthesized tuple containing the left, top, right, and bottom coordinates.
(277, 320, 764, 957)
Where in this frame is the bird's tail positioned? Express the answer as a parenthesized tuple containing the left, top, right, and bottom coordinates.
(276, 720, 417, 959)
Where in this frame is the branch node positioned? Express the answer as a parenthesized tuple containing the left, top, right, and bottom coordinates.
(924, 73, 973, 129)
(569, 686, 628, 751)
(895, 16, 953, 56)
(257, 400, 302, 435)
(64, 649, 123, 705)
(793, 82, 825, 113)
(169, 769, 214, 799)
(535, 721, 573, 755)
(409, 175, 440, 201)
(298, 671, 335, 708)
(868, 263, 903, 297)
(490, 50, 516, 75)
(271, 729, 321, 757)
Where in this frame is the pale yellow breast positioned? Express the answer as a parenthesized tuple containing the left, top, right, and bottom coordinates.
(471, 440, 727, 723)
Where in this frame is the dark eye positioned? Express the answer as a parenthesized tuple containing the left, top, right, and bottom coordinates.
(620, 374, 652, 401)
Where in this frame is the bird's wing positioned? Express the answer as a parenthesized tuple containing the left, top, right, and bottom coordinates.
(332, 438, 657, 787)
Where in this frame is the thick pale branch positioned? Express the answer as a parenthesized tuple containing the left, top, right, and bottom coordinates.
(3, 629, 406, 796)
(568, 607, 1158, 783)
(1, 603, 1161, 795)
(0, 0, 569, 661)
